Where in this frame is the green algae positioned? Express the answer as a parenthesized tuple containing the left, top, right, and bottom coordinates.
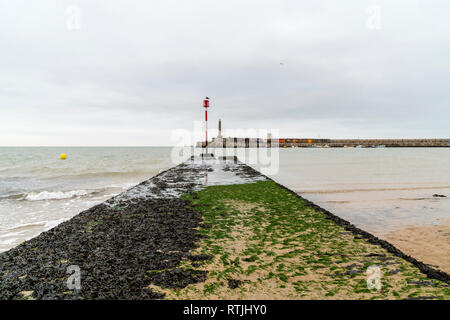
(152, 180, 450, 299)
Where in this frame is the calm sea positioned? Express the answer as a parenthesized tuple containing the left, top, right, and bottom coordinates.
(258, 148, 450, 234)
(0, 147, 449, 252)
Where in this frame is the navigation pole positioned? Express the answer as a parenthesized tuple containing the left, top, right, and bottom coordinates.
(203, 97, 210, 155)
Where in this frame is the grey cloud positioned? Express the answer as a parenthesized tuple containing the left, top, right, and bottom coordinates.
(0, 0, 449, 145)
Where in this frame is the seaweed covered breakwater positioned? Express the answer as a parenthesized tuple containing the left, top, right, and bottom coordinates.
(165, 181, 450, 299)
(0, 157, 266, 299)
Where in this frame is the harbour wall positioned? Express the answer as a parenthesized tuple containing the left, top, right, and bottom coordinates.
(197, 138, 450, 148)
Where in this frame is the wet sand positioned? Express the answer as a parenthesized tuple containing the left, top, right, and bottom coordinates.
(384, 221, 450, 274)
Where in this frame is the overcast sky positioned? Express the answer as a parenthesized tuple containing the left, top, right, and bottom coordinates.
(1, 0, 449, 146)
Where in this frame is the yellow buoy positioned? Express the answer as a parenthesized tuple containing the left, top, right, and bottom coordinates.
(60, 153, 67, 160)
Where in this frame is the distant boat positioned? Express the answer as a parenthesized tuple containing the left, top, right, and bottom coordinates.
(374, 145, 386, 148)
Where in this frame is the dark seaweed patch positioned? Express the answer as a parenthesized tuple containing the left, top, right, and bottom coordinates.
(147, 269, 207, 289)
(0, 165, 209, 300)
(227, 279, 243, 289)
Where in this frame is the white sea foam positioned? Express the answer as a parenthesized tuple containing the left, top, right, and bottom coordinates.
(25, 190, 90, 201)
(3, 222, 46, 232)
(114, 182, 138, 190)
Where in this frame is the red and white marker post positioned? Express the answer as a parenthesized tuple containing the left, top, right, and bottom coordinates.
(203, 97, 210, 155)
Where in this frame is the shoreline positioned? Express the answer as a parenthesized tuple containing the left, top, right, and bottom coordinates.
(0, 156, 449, 299)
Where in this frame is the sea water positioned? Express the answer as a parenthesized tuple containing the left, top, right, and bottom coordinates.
(0, 147, 449, 252)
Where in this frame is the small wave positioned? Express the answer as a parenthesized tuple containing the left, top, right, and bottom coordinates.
(44, 218, 70, 230)
(298, 186, 450, 194)
(1, 185, 133, 202)
(326, 200, 351, 204)
(4, 222, 46, 232)
(0, 192, 24, 200)
(24, 190, 91, 201)
(45, 169, 153, 180)
(106, 182, 138, 190)
(3, 219, 68, 232)
(397, 197, 445, 201)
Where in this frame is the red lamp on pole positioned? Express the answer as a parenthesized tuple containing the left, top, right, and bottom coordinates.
(203, 97, 210, 154)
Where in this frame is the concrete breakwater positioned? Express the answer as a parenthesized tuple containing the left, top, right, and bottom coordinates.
(0, 156, 449, 299)
(199, 138, 450, 148)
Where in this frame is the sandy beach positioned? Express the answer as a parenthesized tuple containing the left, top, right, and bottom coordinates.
(384, 221, 450, 274)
